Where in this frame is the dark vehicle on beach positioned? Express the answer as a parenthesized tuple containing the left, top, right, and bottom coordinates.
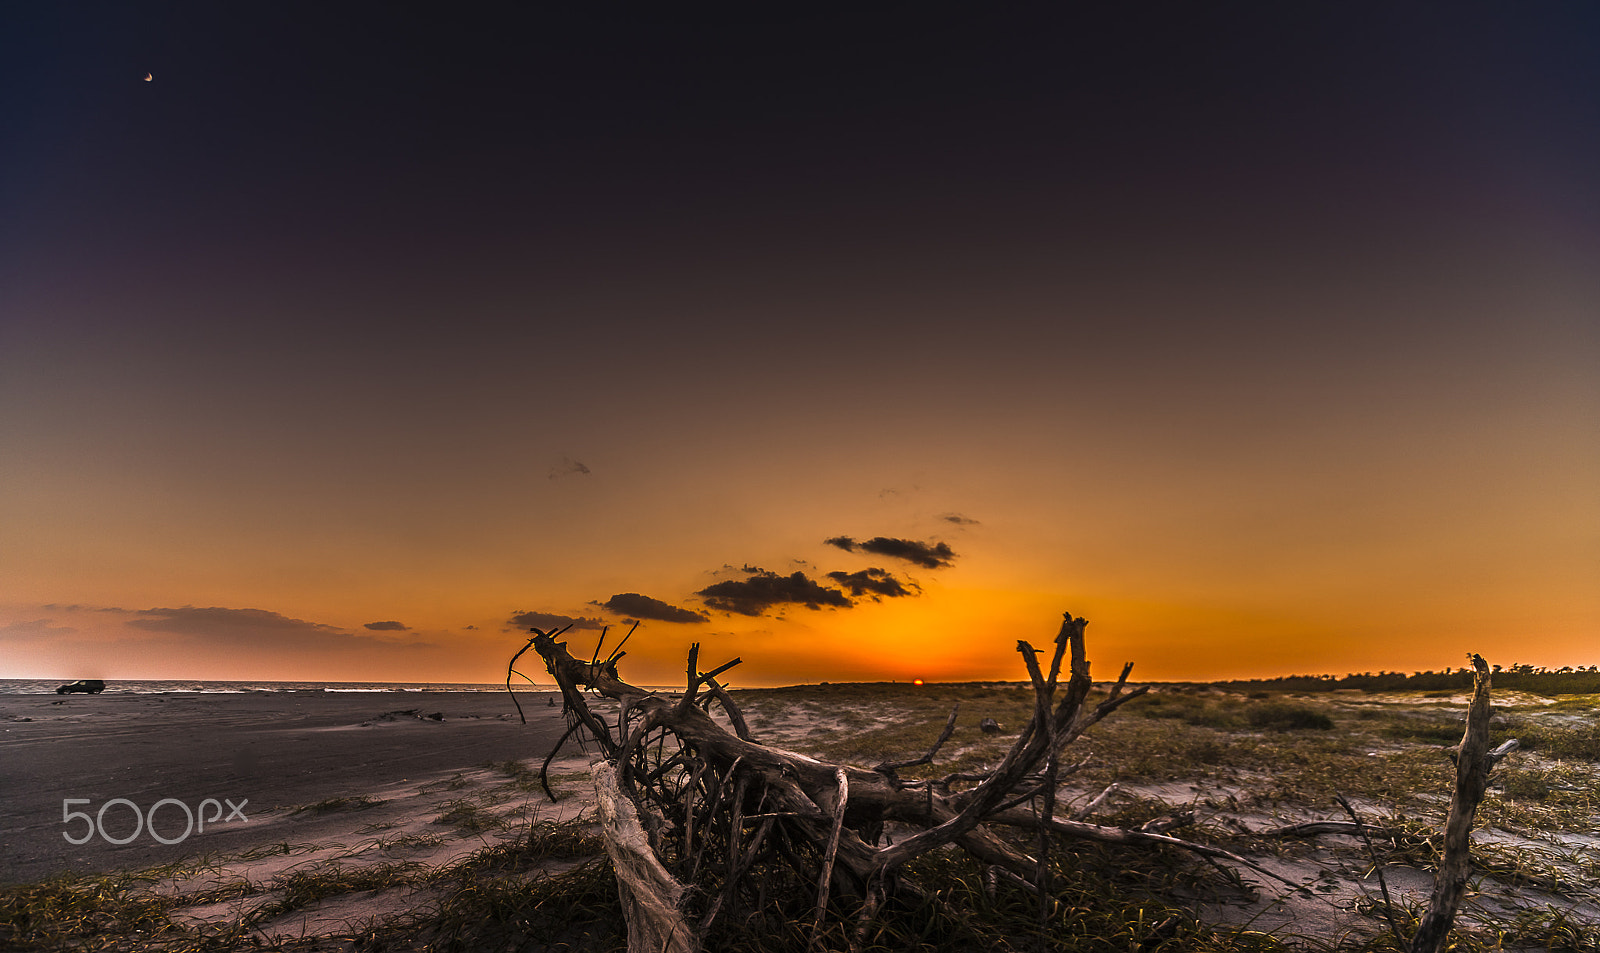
(56, 679, 105, 694)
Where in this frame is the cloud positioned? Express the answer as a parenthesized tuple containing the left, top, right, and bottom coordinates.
(593, 593, 709, 624)
(548, 456, 592, 480)
(825, 568, 917, 600)
(129, 607, 345, 640)
(363, 620, 410, 631)
(0, 619, 78, 642)
(507, 610, 605, 632)
(121, 606, 408, 654)
(940, 513, 980, 526)
(824, 536, 957, 569)
(696, 567, 851, 617)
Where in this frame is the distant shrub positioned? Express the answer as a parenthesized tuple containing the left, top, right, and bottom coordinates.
(1247, 702, 1334, 731)
(1136, 693, 1245, 730)
(1186, 705, 1247, 730)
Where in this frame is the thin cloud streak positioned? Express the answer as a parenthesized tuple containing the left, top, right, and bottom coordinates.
(121, 607, 416, 654)
(129, 606, 345, 639)
(0, 619, 78, 642)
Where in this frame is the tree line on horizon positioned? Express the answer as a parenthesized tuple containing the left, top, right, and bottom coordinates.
(1210, 663, 1600, 695)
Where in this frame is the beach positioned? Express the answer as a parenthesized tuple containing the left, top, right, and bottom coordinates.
(0, 689, 573, 885)
(4, 683, 1597, 949)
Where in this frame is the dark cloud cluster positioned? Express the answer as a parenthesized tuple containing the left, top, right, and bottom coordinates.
(594, 527, 966, 622)
(507, 610, 605, 632)
(364, 620, 409, 631)
(941, 514, 980, 526)
(826, 568, 916, 600)
(593, 593, 708, 624)
(697, 568, 851, 616)
(824, 536, 957, 569)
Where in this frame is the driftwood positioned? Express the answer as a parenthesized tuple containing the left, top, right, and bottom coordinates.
(512, 620, 1534, 951)
(516, 612, 1315, 951)
(1409, 655, 1520, 953)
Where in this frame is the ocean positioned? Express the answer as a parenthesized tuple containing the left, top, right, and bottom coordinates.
(0, 679, 510, 695)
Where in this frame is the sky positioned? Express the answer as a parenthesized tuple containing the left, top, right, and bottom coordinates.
(2, 4, 1597, 688)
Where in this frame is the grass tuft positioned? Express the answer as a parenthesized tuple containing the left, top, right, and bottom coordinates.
(290, 795, 385, 815)
(432, 799, 504, 832)
(245, 861, 424, 927)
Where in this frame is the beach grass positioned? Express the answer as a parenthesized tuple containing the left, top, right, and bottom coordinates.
(9, 828, 1595, 951)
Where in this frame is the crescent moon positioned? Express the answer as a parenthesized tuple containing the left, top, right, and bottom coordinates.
(144, 73, 153, 82)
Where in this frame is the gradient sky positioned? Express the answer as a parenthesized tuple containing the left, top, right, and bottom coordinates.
(3, 5, 1596, 687)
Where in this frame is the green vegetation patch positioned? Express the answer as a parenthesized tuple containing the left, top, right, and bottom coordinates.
(1503, 718, 1600, 762)
(1379, 715, 1468, 746)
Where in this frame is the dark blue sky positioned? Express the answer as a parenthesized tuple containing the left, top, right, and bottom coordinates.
(9, 4, 1597, 300)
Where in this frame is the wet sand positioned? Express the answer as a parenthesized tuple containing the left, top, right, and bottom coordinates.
(0, 690, 570, 884)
